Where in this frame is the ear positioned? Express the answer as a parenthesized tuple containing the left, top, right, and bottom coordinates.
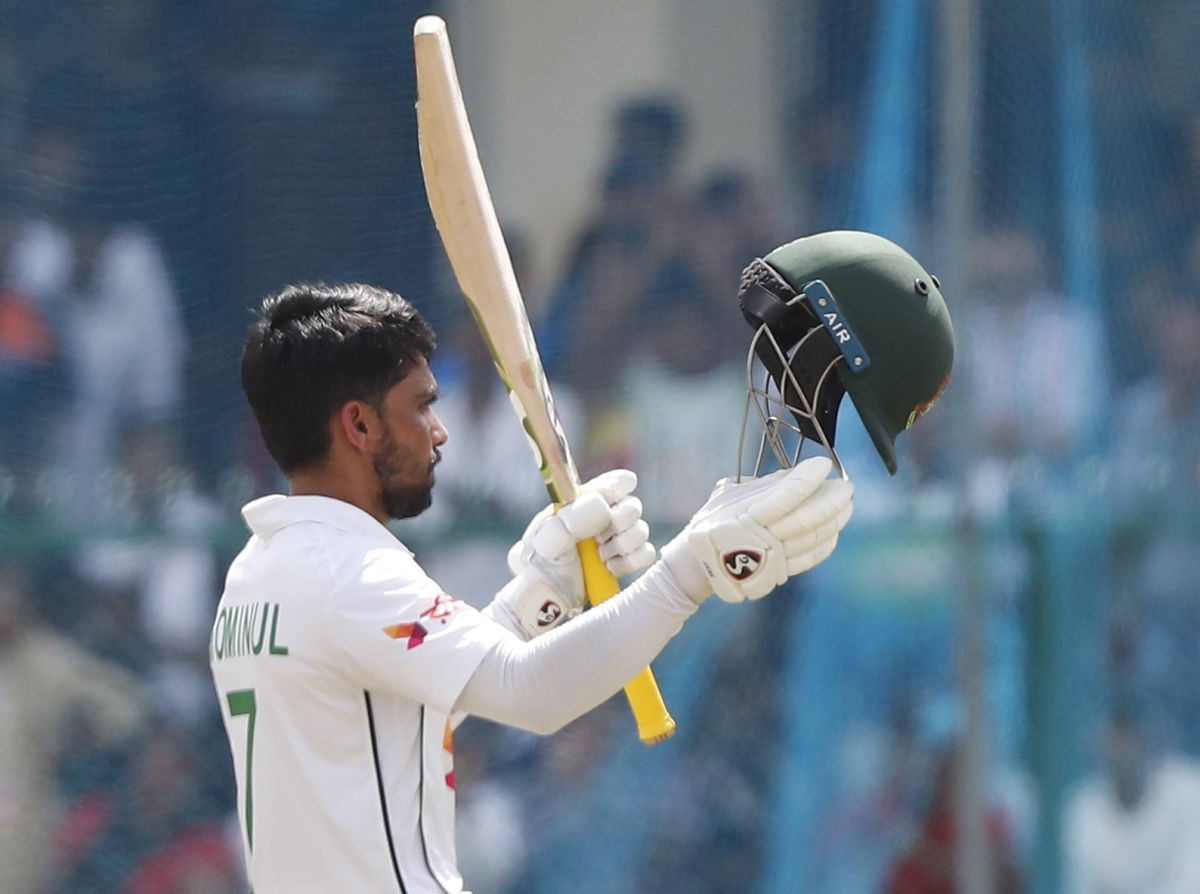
(333, 400, 380, 454)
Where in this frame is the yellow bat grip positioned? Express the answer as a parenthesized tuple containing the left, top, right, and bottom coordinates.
(576, 537, 677, 744)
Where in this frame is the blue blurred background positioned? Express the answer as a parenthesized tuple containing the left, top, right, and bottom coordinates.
(2, 1, 1199, 892)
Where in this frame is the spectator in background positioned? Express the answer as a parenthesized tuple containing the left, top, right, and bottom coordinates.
(79, 723, 241, 894)
(426, 312, 576, 525)
(809, 711, 928, 892)
(955, 225, 1106, 516)
(515, 699, 628, 894)
(637, 603, 790, 893)
(689, 168, 786, 342)
(0, 558, 147, 894)
(5, 127, 85, 302)
(541, 96, 690, 396)
(72, 423, 221, 722)
(584, 168, 777, 524)
(0, 208, 60, 496)
(1085, 1, 1192, 313)
(1109, 292, 1200, 514)
(85, 0, 201, 232)
(0, 127, 85, 503)
(453, 722, 529, 894)
(1109, 297, 1200, 737)
(420, 230, 584, 604)
(595, 247, 745, 525)
(783, 97, 857, 233)
(1063, 697, 1200, 894)
(49, 194, 185, 520)
(884, 744, 1025, 894)
(426, 229, 582, 529)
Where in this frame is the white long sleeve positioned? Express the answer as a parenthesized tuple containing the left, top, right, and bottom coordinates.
(455, 560, 699, 734)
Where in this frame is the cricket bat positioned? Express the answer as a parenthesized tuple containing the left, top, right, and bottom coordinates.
(413, 15, 675, 744)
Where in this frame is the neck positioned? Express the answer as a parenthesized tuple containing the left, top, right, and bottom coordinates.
(289, 466, 387, 525)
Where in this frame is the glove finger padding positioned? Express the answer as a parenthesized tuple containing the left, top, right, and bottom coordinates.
(600, 516, 650, 559)
(745, 457, 834, 527)
(786, 531, 840, 576)
(779, 494, 852, 573)
(598, 519, 655, 577)
(581, 468, 638, 505)
(665, 458, 853, 604)
(530, 491, 613, 561)
(603, 495, 644, 541)
(600, 491, 657, 578)
(576, 476, 655, 579)
(758, 476, 853, 591)
(766, 478, 853, 540)
(604, 541, 656, 578)
(526, 470, 640, 561)
(781, 515, 842, 556)
(501, 468, 653, 637)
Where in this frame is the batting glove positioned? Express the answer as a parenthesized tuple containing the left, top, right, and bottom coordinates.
(661, 456, 853, 604)
(494, 469, 655, 638)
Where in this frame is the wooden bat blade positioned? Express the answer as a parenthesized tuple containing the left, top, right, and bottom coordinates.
(414, 15, 578, 505)
(413, 15, 675, 744)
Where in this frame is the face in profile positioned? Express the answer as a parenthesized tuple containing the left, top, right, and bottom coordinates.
(369, 356, 448, 520)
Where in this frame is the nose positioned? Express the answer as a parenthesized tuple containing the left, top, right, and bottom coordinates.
(431, 409, 449, 447)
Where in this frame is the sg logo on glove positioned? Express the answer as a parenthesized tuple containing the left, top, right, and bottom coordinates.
(722, 549, 763, 581)
(536, 600, 564, 628)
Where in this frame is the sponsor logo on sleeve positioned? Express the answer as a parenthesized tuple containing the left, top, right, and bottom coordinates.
(383, 595, 464, 650)
(420, 593, 464, 625)
(383, 622, 429, 650)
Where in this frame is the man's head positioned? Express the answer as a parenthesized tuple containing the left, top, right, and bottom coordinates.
(607, 96, 687, 187)
(240, 283, 447, 520)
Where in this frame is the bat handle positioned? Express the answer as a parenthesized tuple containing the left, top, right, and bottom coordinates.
(577, 538, 677, 745)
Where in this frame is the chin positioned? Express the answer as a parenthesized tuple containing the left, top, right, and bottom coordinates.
(383, 484, 435, 521)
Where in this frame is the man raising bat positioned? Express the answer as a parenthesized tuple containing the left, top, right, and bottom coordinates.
(209, 222, 952, 893)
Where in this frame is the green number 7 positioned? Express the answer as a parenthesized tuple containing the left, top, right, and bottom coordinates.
(226, 688, 258, 850)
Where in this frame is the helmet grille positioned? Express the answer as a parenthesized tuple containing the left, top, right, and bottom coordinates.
(737, 258, 849, 476)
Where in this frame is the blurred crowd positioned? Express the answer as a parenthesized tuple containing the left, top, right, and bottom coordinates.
(2, 1, 1200, 892)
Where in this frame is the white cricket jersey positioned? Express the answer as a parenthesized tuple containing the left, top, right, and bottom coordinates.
(210, 495, 507, 894)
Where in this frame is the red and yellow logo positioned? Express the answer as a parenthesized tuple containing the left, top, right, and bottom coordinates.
(906, 373, 951, 429)
(383, 622, 429, 649)
(383, 594, 464, 649)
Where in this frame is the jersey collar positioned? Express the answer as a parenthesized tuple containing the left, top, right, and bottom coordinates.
(241, 494, 412, 552)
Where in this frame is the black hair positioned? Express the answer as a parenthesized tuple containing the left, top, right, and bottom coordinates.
(240, 282, 436, 474)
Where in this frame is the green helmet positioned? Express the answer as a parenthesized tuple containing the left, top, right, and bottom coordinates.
(737, 230, 954, 475)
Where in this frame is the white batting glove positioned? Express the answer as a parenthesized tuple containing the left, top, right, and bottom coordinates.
(493, 469, 655, 638)
(661, 456, 853, 604)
